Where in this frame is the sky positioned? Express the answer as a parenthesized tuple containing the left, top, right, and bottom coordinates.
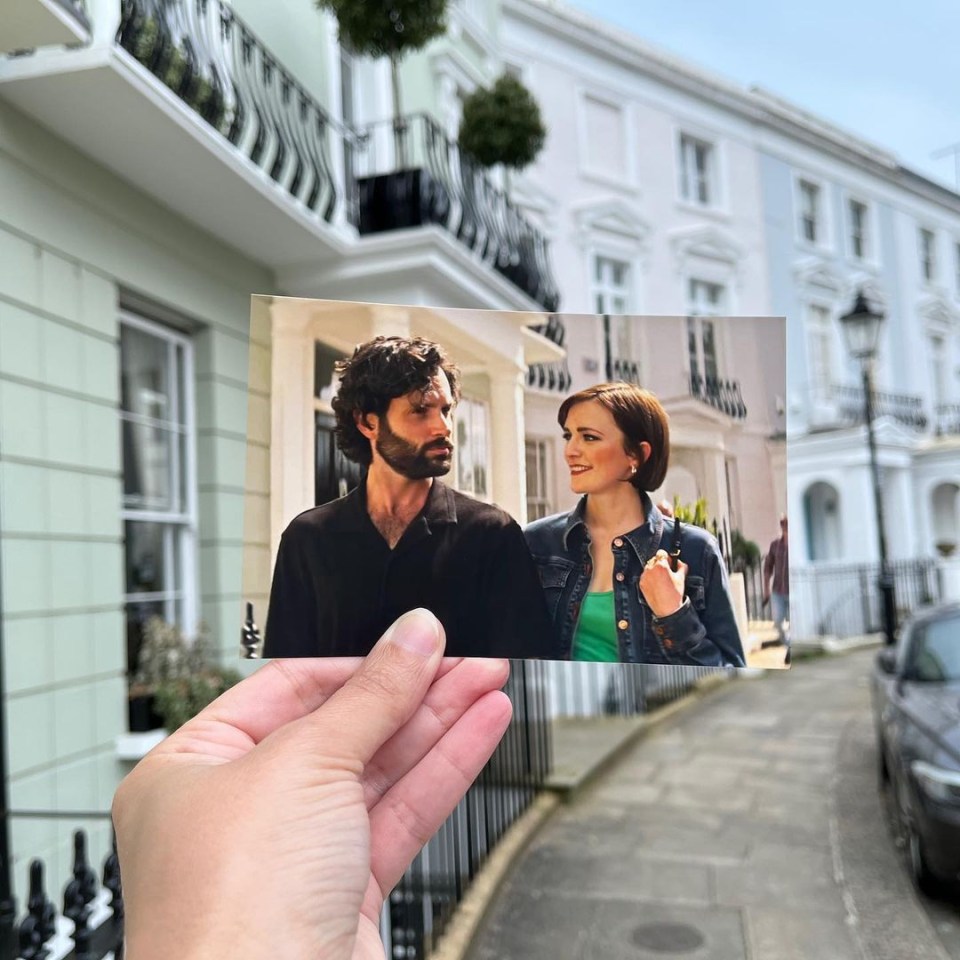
(563, 0, 959, 190)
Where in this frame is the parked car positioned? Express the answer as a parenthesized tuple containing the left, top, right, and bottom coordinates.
(872, 603, 960, 893)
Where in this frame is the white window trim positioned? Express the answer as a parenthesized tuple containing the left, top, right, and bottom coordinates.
(524, 436, 555, 522)
(453, 396, 492, 502)
(793, 173, 832, 252)
(842, 191, 879, 268)
(575, 86, 638, 192)
(120, 310, 199, 642)
(674, 124, 727, 216)
(684, 279, 733, 385)
(919, 225, 939, 287)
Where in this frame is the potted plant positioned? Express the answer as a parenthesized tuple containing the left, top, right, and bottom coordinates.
(457, 72, 546, 174)
(128, 618, 240, 732)
(317, 0, 451, 231)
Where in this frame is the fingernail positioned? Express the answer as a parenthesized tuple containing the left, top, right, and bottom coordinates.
(387, 609, 441, 657)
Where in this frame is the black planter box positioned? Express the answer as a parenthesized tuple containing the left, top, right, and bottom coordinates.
(356, 168, 450, 235)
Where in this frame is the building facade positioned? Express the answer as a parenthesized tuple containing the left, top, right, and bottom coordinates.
(3, 0, 960, 904)
(0, 0, 557, 896)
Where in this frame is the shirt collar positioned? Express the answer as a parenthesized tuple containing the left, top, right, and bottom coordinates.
(562, 490, 663, 560)
(334, 475, 457, 532)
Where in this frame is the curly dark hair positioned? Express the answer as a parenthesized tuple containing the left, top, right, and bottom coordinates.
(331, 336, 462, 466)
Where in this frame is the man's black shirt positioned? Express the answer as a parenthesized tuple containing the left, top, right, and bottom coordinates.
(263, 479, 556, 658)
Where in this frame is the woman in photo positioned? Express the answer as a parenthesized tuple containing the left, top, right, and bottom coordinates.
(524, 382, 745, 666)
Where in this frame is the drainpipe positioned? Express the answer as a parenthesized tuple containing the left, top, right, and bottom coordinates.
(0, 451, 17, 955)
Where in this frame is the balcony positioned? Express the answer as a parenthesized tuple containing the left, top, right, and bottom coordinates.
(689, 372, 747, 420)
(347, 114, 560, 311)
(829, 383, 928, 431)
(526, 314, 572, 392)
(935, 402, 960, 437)
(0, 0, 559, 308)
(3, 0, 90, 55)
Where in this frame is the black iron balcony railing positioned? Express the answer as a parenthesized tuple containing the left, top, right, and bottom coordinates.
(345, 113, 561, 311)
(830, 383, 928, 431)
(610, 356, 642, 385)
(526, 314, 572, 392)
(117, 0, 348, 224)
(690, 372, 747, 419)
(935, 402, 960, 436)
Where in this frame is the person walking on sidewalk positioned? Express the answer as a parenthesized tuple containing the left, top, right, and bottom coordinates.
(763, 514, 790, 660)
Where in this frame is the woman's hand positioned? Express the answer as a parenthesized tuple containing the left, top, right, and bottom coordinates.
(639, 548, 687, 618)
(112, 609, 512, 960)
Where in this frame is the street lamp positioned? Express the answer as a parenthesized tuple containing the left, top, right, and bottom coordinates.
(838, 290, 897, 645)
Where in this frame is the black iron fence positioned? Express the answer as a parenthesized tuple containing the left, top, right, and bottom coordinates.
(545, 660, 725, 719)
(791, 558, 941, 639)
(117, 0, 350, 225)
(1, 825, 122, 960)
(345, 113, 561, 311)
(526, 315, 572, 393)
(689, 373, 747, 420)
(386, 660, 550, 958)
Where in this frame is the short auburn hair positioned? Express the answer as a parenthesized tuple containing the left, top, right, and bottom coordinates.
(332, 336, 461, 466)
(557, 382, 669, 491)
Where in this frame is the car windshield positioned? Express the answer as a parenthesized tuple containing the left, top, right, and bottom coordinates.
(910, 613, 960, 682)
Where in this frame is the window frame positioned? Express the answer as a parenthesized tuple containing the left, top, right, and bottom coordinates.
(120, 310, 199, 678)
(795, 178, 822, 246)
(524, 437, 554, 522)
(678, 132, 718, 209)
(685, 278, 727, 386)
(919, 226, 938, 284)
(453, 396, 491, 501)
(846, 196, 870, 262)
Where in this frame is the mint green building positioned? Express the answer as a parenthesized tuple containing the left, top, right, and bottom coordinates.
(0, 0, 550, 900)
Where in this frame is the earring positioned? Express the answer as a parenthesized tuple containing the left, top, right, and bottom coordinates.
(630, 464, 637, 476)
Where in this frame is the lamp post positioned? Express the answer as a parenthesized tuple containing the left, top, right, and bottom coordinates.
(838, 290, 897, 645)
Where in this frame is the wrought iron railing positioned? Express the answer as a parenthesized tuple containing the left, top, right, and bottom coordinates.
(345, 113, 561, 311)
(935, 402, 960, 436)
(0, 825, 122, 960)
(611, 356, 642, 385)
(526, 314, 572, 392)
(546, 660, 725, 719)
(384, 659, 550, 959)
(829, 383, 927, 431)
(690, 372, 747, 419)
(791, 558, 941, 639)
(117, 0, 349, 224)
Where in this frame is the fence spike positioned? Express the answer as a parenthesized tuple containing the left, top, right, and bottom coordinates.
(72, 830, 98, 907)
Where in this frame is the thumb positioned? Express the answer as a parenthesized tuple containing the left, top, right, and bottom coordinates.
(303, 609, 446, 766)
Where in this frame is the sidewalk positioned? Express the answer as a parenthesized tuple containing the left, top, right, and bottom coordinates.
(459, 650, 954, 960)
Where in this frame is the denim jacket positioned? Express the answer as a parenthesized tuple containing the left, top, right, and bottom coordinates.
(523, 493, 746, 666)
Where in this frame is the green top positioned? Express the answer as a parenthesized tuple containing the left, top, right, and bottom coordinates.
(572, 591, 619, 662)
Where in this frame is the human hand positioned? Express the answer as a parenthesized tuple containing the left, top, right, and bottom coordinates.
(639, 548, 686, 618)
(113, 609, 511, 960)
(657, 499, 674, 518)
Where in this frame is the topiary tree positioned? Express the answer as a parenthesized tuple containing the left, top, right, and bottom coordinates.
(458, 72, 547, 172)
(317, 0, 448, 160)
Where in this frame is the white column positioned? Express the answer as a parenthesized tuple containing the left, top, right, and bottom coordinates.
(487, 361, 527, 523)
(269, 301, 315, 562)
